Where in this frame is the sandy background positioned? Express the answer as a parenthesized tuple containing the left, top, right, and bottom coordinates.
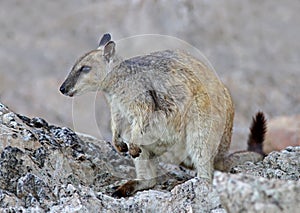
(1, 0, 299, 150)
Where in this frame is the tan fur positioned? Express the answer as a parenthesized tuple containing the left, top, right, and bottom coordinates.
(60, 34, 265, 198)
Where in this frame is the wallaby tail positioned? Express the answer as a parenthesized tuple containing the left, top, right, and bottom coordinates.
(247, 111, 267, 157)
(215, 111, 267, 172)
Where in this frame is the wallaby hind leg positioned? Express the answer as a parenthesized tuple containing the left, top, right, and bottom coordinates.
(195, 156, 214, 182)
(186, 110, 228, 182)
(186, 132, 216, 182)
(112, 148, 157, 198)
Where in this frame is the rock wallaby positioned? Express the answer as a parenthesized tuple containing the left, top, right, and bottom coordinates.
(60, 33, 267, 198)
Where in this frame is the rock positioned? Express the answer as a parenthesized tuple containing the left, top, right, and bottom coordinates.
(0, 102, 299, 212)
(232, 146, 300, 181)
(214, 171, 300, 212)
(264, 115, 300, 154)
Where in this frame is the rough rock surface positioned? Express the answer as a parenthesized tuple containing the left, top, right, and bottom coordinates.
(0, 102, 299, 212)
(214, 172, 300, 213)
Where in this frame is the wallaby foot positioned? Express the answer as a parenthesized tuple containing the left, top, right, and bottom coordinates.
(112, 149, 156, 198)
(222, 151, 264, 172)
(129, 143, 142, 158)
(112, 179, 155, 198)
(112, 180, 138, 198)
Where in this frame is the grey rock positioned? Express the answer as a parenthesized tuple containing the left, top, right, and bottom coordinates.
(214, 171, 300, 212)
(0, 102, 300, 212)
(232, 146, 300, 181)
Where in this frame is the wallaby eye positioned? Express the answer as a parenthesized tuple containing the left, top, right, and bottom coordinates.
(80, 66, 91, 73)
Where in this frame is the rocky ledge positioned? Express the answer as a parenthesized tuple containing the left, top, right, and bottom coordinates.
(0, 102, 299, 212)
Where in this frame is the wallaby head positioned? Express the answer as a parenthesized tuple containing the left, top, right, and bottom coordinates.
(59, 33, 116, 97)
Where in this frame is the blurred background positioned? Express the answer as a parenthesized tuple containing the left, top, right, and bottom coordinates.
(0, 0, 299, 151)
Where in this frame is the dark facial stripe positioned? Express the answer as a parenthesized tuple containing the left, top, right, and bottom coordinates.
(60, 66, 82, 95)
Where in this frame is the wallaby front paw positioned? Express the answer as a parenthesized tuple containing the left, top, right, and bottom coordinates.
(114, 140, 128, 153)
(113, 132, 128, 153)
(112, 180, 137, 198)
(129, 144, 142, 158)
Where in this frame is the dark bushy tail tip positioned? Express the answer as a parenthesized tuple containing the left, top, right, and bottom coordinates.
(247, 111, 267, 157)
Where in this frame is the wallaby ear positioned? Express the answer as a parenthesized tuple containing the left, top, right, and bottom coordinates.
(98, 33, 111, 47)
(103, 41, 115, 62)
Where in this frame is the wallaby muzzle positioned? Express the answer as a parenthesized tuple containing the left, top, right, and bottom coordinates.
(59, 81, 76, 97)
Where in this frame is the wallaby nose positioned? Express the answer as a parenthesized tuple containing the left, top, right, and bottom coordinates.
(59, 84, 66, 94)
